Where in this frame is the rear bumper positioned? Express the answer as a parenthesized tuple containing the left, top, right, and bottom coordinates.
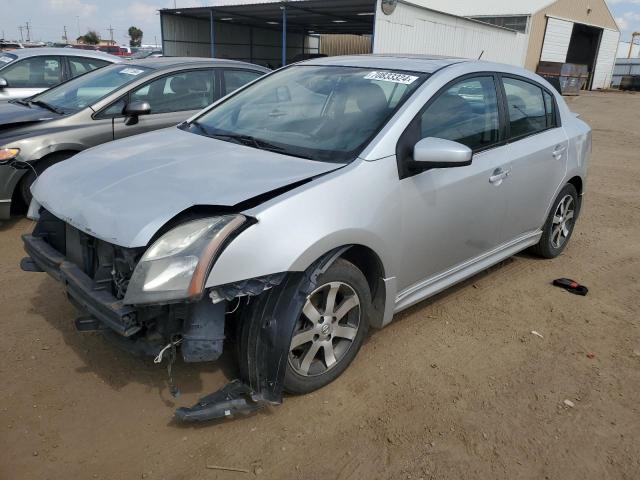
(22, 234, 140, 336)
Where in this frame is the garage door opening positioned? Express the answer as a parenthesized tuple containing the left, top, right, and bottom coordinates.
(566, 23, 603, 90)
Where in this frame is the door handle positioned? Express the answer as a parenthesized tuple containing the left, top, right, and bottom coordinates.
(552, 145, 567, 160)
(489, 168, 511, 185)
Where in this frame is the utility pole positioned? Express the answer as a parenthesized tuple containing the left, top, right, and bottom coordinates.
(76, 16, 80, 37)
(18, 25, 24, 42)
(63, 25, 68, 44)
(25, 21, 31, 42)
(107, 25, 114, 44)
(628, 32, 640, 59)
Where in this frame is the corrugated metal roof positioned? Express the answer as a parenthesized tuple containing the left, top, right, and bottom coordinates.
(389, 0, 557, 17)
(175, 0, 552, 16)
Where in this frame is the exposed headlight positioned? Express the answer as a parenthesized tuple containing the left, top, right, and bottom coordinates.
(0, 148, 20, 163)
(124, 215, 247, 305)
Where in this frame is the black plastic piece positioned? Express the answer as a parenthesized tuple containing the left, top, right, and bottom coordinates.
(75, 316, 106, 332)
(181, 300, 225, 363)
(552, 278, 588, 296)
(20, 256, 44, 272)
(175, 380, 267, 422)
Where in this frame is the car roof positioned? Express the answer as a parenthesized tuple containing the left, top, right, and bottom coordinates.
(6, 47, 121, 62)
(125, 56, 270, 72)
(299, 54, 468, 74)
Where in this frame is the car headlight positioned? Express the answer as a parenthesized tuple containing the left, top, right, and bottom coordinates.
(123, 215, 247, 305)
(0, 148, 20, 164)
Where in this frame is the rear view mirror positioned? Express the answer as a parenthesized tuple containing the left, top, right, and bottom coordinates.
(0, 77, 7, 89)
(276, 86, 292, 102)
(124, 101, 151, 126)
(413, 137, 472, 168)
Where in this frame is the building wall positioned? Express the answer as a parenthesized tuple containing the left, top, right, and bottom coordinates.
(525, 0, 619, 70)
(373, 0, 528, 66)
(320, 35, 372, 56)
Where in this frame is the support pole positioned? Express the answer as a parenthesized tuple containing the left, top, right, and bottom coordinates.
(281, 5, 287, 67)
(210, 9, 216, 58)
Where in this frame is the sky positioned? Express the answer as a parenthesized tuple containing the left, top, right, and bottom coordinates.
(1, 0, 640, 46)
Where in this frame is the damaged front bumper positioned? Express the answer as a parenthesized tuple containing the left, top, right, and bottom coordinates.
(23, 234, 141, 336)
(21, 228, 293, 423)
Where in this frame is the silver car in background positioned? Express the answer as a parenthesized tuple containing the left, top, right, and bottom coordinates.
(22, 55, 591, 422)
(0, 48, 120, 102)
(0, 57, 268, 217)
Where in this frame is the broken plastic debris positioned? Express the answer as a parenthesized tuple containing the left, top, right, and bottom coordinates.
(531, 331, 544, 339)
(563, 399, 575, 408)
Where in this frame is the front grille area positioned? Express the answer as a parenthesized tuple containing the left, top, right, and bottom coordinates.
(35, 210, 144, 300)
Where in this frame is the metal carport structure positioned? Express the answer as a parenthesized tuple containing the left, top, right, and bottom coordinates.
(160, 0, 376, 68)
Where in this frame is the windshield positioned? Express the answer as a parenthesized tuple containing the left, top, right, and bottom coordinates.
(32, 64, 152, 113)
(183, 65, 427, 162)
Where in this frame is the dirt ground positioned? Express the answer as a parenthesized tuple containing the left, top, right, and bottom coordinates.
(1, 91, 639, 480)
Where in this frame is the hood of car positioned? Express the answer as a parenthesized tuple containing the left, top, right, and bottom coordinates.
(0, 101, 60, 139)
(32, 127, 345, 248)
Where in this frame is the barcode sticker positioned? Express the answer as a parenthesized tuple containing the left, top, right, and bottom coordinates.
(364, 71, 419, 85)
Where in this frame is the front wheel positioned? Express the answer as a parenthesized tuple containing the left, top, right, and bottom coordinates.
(284, 259, 371, 394)
(530, 184, 579, 259)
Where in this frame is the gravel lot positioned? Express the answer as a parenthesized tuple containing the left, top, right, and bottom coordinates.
(1, 91, 639, 480)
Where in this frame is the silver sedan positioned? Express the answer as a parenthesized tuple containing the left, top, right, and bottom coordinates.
(0, 48, 120, 102)
(23, 55, 591, 421)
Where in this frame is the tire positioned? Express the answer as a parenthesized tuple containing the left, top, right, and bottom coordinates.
(19, 152, 74, 206)
(530, 183, 580, 259)
(283, 259, 371, 394)
(237, 258, 372, 396)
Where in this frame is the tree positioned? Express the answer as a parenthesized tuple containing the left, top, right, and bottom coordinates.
(128, 26, 143, 47)
(78, 30, 100, 45)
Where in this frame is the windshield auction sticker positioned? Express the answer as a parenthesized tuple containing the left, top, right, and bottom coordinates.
(119, 68, 145, 76)
(0, 56, 14, 64)
(364, 71, 419, 85)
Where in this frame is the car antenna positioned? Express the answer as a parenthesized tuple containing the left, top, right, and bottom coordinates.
(478, 50, 485, 60)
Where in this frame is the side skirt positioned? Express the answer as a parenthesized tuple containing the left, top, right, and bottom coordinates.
(392, 231, 542, 316)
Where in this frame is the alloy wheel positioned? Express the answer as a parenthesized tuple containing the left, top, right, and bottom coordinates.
(288, 281, 361, 377)
(551, 194, 575, 249)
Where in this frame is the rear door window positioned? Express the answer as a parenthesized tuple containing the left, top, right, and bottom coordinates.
(68, 57, 110, 78)
(419, 76, 500, 151)
(1, 56, 62, 88)
(503, 77, 548, 139)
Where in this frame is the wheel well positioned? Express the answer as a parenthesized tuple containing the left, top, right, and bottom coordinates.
(568, 176, 583, 195)
(339, 245, 386, 329)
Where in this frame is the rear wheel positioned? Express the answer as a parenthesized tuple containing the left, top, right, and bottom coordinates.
(19, 152, 74, 206)
(530, 184, 579, 258)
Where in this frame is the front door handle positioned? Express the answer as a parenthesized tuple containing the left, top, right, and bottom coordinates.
(489, 168, 511, 185)
(552, 145, 567, 160)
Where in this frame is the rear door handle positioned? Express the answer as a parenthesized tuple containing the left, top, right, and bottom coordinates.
(552, 145, 567, 160)
(489, 168, 511, 185)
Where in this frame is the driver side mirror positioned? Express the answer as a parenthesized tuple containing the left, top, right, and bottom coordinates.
(123, 101, 151, 126)
(0, 77, 8, 89)
(413, 137, 472, 168)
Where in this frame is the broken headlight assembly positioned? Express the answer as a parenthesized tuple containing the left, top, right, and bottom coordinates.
(124, 215, 247, 305)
